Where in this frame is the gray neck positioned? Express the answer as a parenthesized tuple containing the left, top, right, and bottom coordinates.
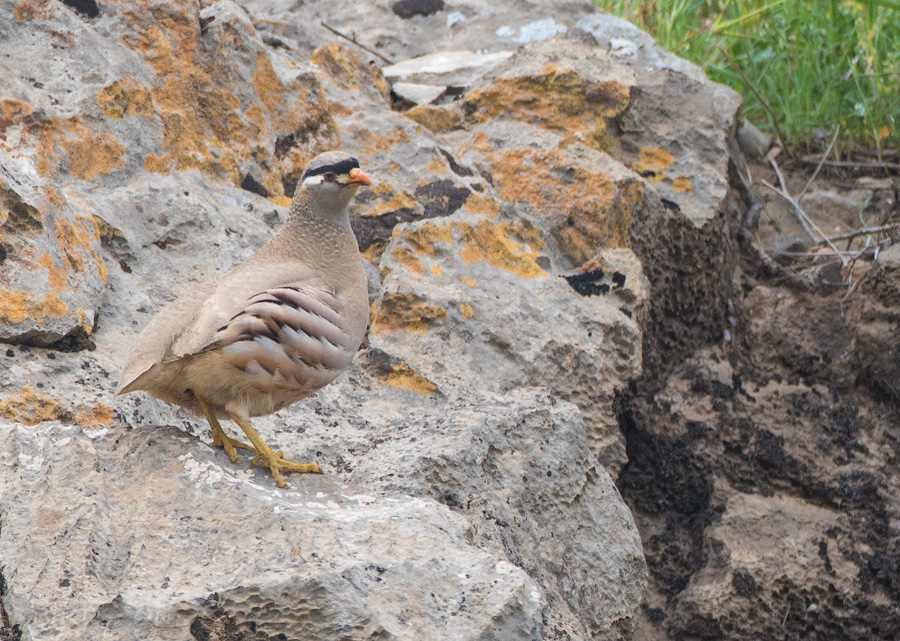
(256, 189, 361, 289)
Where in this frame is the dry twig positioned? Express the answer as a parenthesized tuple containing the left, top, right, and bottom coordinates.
(320, 22, 393, 64)
(798, 127, 839, 203)
(814, 222, 900, 246)
(840, 238, 876, 318)
(762, 156, 848, 265)
(737, 229, 816, 292)
(799, 158, 900, 171)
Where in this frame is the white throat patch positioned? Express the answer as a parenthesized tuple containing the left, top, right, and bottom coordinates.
(303, 174, 329, 187)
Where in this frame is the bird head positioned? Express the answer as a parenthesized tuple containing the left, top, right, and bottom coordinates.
(296, 151, 371, 220)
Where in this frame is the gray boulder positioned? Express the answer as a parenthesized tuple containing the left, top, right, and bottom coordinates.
(0, 0, 751, 638)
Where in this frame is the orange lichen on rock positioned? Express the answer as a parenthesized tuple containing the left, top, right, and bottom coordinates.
(12, 0, 55, 21)
(483, 147, 644, 264)
(243, 102, 267, 140)
(389, 222, 455, 275)
(252, 52, 289, 127)
(116, 10, 329, 189)
(67, 133, 128, 181)
(460, 302, 474, 319)
(51, 215, 108, 283)
(1, 98, 32, 116)
(92, 215, 124, 245)
(0, 385, 62, 426)
(553, 177, 643, 264)
(122, 21, 245, 178)
(463, 193, 500, 218)
(96, 77, 154, 120)
(251, 56, 343, 192)
(35, 253, 67, 292)
(356, 127, 410, 159)
(455, 218, 546, 279)
(371, 182, 395, 198)
(142, 152, 169, 174)
(390, 247, 424, 275)
(632, 147, 675, 184)
(0, 290, 68, 325)
(30, 116, 127, 180)
(75, 307, 93, 335)
(44, 185, 67, 211)
(405, 105, 463, 133)
(379, 361, 438, 395)
(328, 101, 354, 118)
(370, 293, 448, 336)
(52, 217, 87, 274)
(672, 176, 693, 193)
(399, 221, 453, 257)
(361, 241, 388, 266)
(311, 42, 390, 98)
(463, 66, 631, 152)
(427, 157, 447, 175)
(373, 188, 416, 215)
(253, 52, 336, 142)
(74, 402, 116, 429)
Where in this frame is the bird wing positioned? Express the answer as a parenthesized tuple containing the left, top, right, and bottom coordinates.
(198, 284, 356, 376)
(116, 259, 325, 394)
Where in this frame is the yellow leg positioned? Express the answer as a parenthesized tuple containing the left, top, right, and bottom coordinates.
(191, 391, 253, 463)
(228, 413, 321, 487)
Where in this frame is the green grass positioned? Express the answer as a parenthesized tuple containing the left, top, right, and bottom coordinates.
(593, 0, 900, 156)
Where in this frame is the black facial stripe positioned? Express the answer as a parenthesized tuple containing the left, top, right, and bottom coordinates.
(302, 157, 360, 180)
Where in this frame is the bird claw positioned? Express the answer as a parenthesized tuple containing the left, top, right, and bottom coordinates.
(225, 414, 321, 487)
(194, 393, 321, 487)
(214, 432, 254, 464)
(193, 391, 254, 464)
(250, 449, 321, 487)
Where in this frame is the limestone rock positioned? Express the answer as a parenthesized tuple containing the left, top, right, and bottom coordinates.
(391, 81, 446, 106)
(0, 0, 758, 638)
(0, 422, 542, 641)
(241, 0, 618, 61)
(736, 121, 773, 159)
(0, 0, 338, 352)
(0, 170, 105, 350)
(369, 208, 648, 469)
(382, 50, 515, 87)
(573, 14, 708, 82)
(669, 492, 870, 639)
(335, 387, 648, 640)
(387, 33, 742, 465)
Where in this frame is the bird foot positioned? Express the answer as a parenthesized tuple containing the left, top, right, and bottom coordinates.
(192, 391, 254, 464)
(229, 413, 321, 488)
(214, 431, 255, 464)
(251, 450, 322, 487)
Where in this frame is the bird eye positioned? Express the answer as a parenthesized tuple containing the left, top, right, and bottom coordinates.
(323, 171, 336, 182)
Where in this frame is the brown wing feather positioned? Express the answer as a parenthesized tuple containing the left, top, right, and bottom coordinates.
(116, 260, 316, 394)
(206, 286, 356, 384)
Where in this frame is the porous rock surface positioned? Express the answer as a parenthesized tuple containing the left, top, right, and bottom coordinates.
(0, 0, 755, 639)
(618, 231, 900, 639)
(2, 422, 541, 641)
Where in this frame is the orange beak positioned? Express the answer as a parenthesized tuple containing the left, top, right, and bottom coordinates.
(347, 167, 372, 188)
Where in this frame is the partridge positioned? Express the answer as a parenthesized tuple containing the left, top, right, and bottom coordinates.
(116, 151, 371, 487)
